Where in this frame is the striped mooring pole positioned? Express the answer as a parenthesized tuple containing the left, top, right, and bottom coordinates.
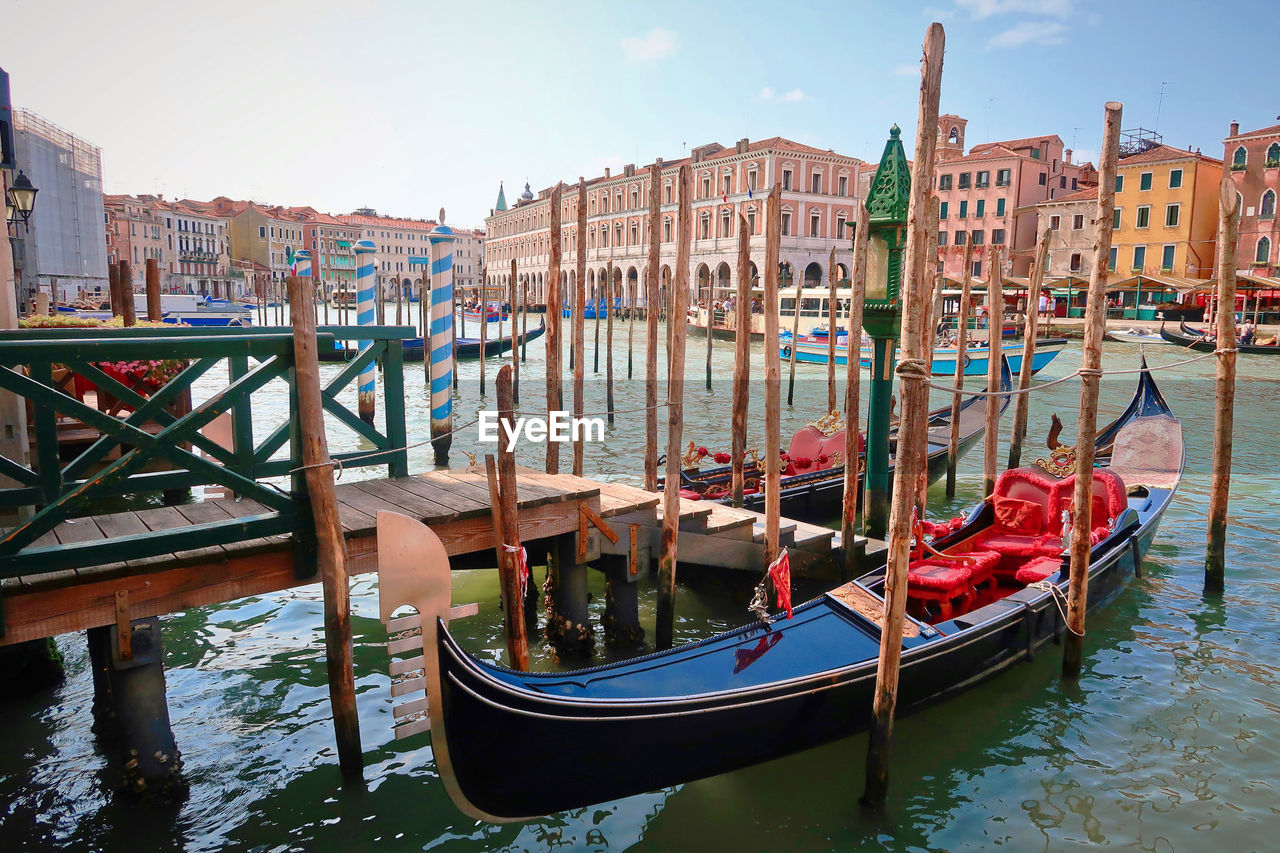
(427, 222, 457, 465)
(294, 250, 312, 322)
(355, 239, 378, 425)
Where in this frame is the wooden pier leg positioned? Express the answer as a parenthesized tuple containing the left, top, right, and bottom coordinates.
(864, 21, 944, 809)
(656, 163, 692, 651)
(287, 274, 363, 778)
(545, 533, 594, 657)
(1008, 229, 1050, 469)
(119, 260, 137, 326)
(731, 215, 751, 506)
(602, 554, 644, 647)
(545, 183, 565, 475)
(86, 621, 187, 799)
(945, 242, 974, 497)
(510, 261, 520, 405)
(983, 247, 1005, 496)
(145, 258, 162, 322)
(644, 158, 663, 492)
(0, 638, 64, 693)
(1206, 176, 1241, 592)
(841, 219, 868, 578)
(1063, 101, 1123, 678)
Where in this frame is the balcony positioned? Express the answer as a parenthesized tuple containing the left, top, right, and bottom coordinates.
(179, 250, 219, 263)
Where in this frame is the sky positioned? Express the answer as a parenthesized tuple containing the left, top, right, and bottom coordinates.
(4, 0, 1276, 229)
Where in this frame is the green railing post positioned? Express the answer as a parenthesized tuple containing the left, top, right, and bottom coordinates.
(382, 338, 408, 477)
(229, 354, 255, 482)
(29, 361, 62, 504)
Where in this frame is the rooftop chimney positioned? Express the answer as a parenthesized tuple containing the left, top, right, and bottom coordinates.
(1064, 148, 1073, 164)
(1229, 121, 1240, 137)
(604, 167, 611, 179)
(736, 137, 749, 154)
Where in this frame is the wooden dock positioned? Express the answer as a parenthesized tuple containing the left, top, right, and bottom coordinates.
(1, 466, 882, 646)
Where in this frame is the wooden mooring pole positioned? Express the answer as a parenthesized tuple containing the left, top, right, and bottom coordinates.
(486, 363, 530, 670)
(1008, 229, 1050, 469)
(1063, 100, 1123, 678)
(764, 183, 783, 558)
(573, 178, 587, 477)
(1206, 175, 1240, 592)
(656, 163, 691, 651)
(108, 262, 122, 318)
(287, 274, 362, 779)
(983, 247, 1004, 496)
(119, 259, 137, 327)
(945, 241, 974, 496)
(145, 258, 162, 322)
(510, 260, 520, 405)
(479, 279, 488, 397)
(595, 264, 604, 374)
(841, 219, 868, 578)
(607, 267, 616, 424)
(545, 182, 564, 475)
(644, 158, 663, 492)
(627, 274, 636, 380)
(731, 215, 751, 506)
(705, 277, 713, 390)
(864, 21, 943, 809)
(826, 247, 838, 413)
(786, 263, 802, 407)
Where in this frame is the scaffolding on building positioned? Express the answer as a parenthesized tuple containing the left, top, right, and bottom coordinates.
(1119, 127, 1163, 158)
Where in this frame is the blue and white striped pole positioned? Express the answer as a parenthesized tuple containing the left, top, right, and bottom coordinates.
(427, 223, 456, 465)
(293, 250, 312, 322)
(355, 239, 378, 425)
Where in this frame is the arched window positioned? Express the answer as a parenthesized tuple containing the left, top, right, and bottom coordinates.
(1257, 236, 1271, 265)
(1232, 146, 1247, 170)
(1267, 143, 1280, 167)
(1262, 190, 1277, 220)
(948, 126, 959, 144)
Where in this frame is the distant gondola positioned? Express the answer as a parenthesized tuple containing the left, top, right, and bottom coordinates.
(1159, 320, 1280, 353)
(378, 358, 1182, 822)
(318, 321, 545, 363)
(658, 357, 1012, 521)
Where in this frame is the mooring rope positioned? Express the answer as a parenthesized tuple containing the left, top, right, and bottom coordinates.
(1028, 579, 1085, 637)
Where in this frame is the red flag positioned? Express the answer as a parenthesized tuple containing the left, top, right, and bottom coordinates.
(768, 549, 793, 619)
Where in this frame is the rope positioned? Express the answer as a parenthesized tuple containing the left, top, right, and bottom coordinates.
(1028, 579, 1085, 637)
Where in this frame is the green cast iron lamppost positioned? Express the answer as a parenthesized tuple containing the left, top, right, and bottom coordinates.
(860, 125, 910, 539)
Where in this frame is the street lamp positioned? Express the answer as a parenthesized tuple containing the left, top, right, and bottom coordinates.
(860, 125, 911, 539)
(6, 169, 38, 232)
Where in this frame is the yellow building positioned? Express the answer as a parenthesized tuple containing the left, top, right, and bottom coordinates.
(1109, 144, 1222, 282)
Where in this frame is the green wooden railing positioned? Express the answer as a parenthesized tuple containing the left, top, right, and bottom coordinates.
(0, 324, 414, 581)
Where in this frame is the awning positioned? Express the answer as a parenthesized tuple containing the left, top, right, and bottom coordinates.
(337, 240, 352, 249)
(1104, 273, 1211, 294)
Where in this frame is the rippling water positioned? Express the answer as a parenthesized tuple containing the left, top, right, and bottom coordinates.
(3, 315, 1278, 852)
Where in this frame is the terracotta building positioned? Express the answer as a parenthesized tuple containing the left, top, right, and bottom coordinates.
(1224, 120, 1280, 275)
(484, 136, 870, 305)
(1033, 186, 1098, 278)
(933, 114, 1097, 279)
(103, 194, 166, 288)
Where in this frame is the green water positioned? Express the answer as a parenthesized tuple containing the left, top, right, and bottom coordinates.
(2, 318, 1278, 852)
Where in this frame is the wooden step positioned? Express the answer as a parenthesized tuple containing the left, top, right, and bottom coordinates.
(791, 519, 836, 553)
(700, 503, 758, 539)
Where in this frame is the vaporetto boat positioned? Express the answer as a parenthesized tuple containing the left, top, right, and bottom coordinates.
(778, 329, 1069, 376)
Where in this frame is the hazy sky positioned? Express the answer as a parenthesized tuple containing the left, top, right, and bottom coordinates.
(4, 0, 1274, 228)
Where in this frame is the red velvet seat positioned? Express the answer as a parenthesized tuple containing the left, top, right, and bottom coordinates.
(1015, 555, 1063, 586)
(906, 561, 974, 621)
(972, 467, 1066, 578)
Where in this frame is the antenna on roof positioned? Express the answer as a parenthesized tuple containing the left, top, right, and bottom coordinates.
(1154, 82, 1168, 134)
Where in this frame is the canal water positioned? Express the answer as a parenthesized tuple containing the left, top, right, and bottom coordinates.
(2, 314, 1277, 851)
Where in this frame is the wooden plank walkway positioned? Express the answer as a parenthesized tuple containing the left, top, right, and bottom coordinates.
(2, 467, 879, 645)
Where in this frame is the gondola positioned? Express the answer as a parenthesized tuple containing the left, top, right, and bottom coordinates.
(318, 321, 544, 363)
(377, 359, 1181, 822)
(659, 357, 1012, 521)
(1159, 320, 1280, 353)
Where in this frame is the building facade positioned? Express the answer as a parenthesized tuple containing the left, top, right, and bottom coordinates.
(103, 194, 166, 287)
(292, 207, 359, 297)
(1108, 144, 1221, 281)
(11, 110, 108, 304)
(336, 209, 437, 300)
(1032, 187, 1098, 279)
(484, 136, 869, 305)
(1223, 120, 1280, 276)
(933, 115, 1097, 280)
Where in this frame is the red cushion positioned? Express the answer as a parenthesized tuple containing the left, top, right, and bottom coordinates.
(1015, 556, 1063, 585)
(974, 531, 1062, 558)
(907, 561, 973, 593)
(787, 426, 825, 465)
(991, 467, 1064, 533)
(678, 489, 703, 501)
(993, 495, 1043, 535)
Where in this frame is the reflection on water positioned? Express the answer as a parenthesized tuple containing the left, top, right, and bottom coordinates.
(2, 322, 1279, 852)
